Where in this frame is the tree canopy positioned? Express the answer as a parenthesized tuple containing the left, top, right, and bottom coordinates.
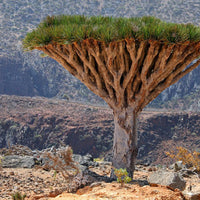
(23, 15, 200, 50)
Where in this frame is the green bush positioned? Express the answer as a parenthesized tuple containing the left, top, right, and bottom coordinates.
(114, 168, 131, 186)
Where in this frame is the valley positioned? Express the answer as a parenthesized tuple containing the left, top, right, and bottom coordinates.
(0, 95, 199, 165)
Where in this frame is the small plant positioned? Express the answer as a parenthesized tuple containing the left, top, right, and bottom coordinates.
(12, 192, 26, 200)
(40, 146, 79, 181)
(53, 170, 57, 180)
(114, 168, 131, 187)
(166, 146, 200, 171)
(94, 157, 104, 162)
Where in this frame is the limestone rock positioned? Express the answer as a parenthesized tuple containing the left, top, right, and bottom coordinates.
(174, 161, 186, 172)
(148, 171, 186, 191)
(183, 191, 200, 200)
(69, 170, 112, 192)
(72, 153, 98, 167)
(2, 155, 35, 168)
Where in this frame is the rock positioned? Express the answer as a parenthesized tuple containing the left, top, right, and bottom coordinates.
(147, 166, 157, 172)
(131, 179, 149, 187)
(103, 151, 113, 162)
(192, 168, 200, 178)
(90, 182, 104, 188)
(180, 169, 197, 178)
(2, 155, 35, 168)
(168, 161, 186, 171)
(76, 186, 93, 195)
(72, 153, 98, 167)
(99, 161, 112, 166)
(136, 159, 151, 166)
(69, 169, 112, 192)
(9, 171, 14, 175)
(39, 148, 97, 172)
(182, 191, 200, 200)
(148, 171, 186, 191)
(0, 145, 34, 156)
(174, 161, 186, 172)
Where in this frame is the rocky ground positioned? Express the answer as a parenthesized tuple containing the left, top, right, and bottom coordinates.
(0, 145, 200, 200)
(0, 164, 200, 200)
(0, 168, 68, 200)
(0, 95, 200, 199)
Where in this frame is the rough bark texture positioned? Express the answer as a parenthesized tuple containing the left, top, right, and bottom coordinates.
(112, 107, 137, 178)
(36, 39, 200, 177)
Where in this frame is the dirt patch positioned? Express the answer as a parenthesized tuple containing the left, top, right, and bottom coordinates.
(48, 183, 184, 200)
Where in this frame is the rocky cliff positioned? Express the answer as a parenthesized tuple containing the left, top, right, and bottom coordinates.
(1, 0, 200, 109)
(0, 95, 199, 165)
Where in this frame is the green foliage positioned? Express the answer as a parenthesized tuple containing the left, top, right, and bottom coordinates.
(23, 15, 200, 50)
(12, 192, 26, 200)
(94, 157, 104, 162)
(53, 170, 57, 180)
(114, 168, 132, 186)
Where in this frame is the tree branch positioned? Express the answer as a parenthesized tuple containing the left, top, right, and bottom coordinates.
(36, 39, 200, 113)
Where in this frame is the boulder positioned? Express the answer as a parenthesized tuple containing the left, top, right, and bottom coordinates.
(182, 191, 200, 200)
(169, 161, 186, 171)
(2, 155, 35, 168)
(72, 153, 98, 167)
(148, 171, 186, 191)
(180, 169, 197, 178)
(68, 169, 112, 192)
(174, 161, 186, 172)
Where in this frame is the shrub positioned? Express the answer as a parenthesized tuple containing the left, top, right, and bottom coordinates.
(40, 146, 79, 180)
(114, 168, 131, 186)
(166, 146, 200, 171)
(11, 192, 26, 200)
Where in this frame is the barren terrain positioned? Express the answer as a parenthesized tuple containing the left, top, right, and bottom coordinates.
(0, 164, 200, 200)
(0, 95, 200, 199)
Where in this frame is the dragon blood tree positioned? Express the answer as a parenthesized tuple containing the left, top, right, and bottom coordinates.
(23, 15, 200, 177)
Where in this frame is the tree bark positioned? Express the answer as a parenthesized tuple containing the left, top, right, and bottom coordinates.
(112, 107, 138, 178)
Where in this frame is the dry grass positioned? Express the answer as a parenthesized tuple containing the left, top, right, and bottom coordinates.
(166, 146, 200, 171)
(39, 146, 79, 180)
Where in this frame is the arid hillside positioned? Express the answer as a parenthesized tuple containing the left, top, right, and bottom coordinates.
(0, 95, 200, 165)
(1, 0, 200, 109)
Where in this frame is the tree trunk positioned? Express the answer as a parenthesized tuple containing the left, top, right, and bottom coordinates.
(112, 107, 138, 178)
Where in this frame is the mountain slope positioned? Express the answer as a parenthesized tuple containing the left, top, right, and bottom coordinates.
(0, 95, 200, 164)
(1, 0, 200, 108)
